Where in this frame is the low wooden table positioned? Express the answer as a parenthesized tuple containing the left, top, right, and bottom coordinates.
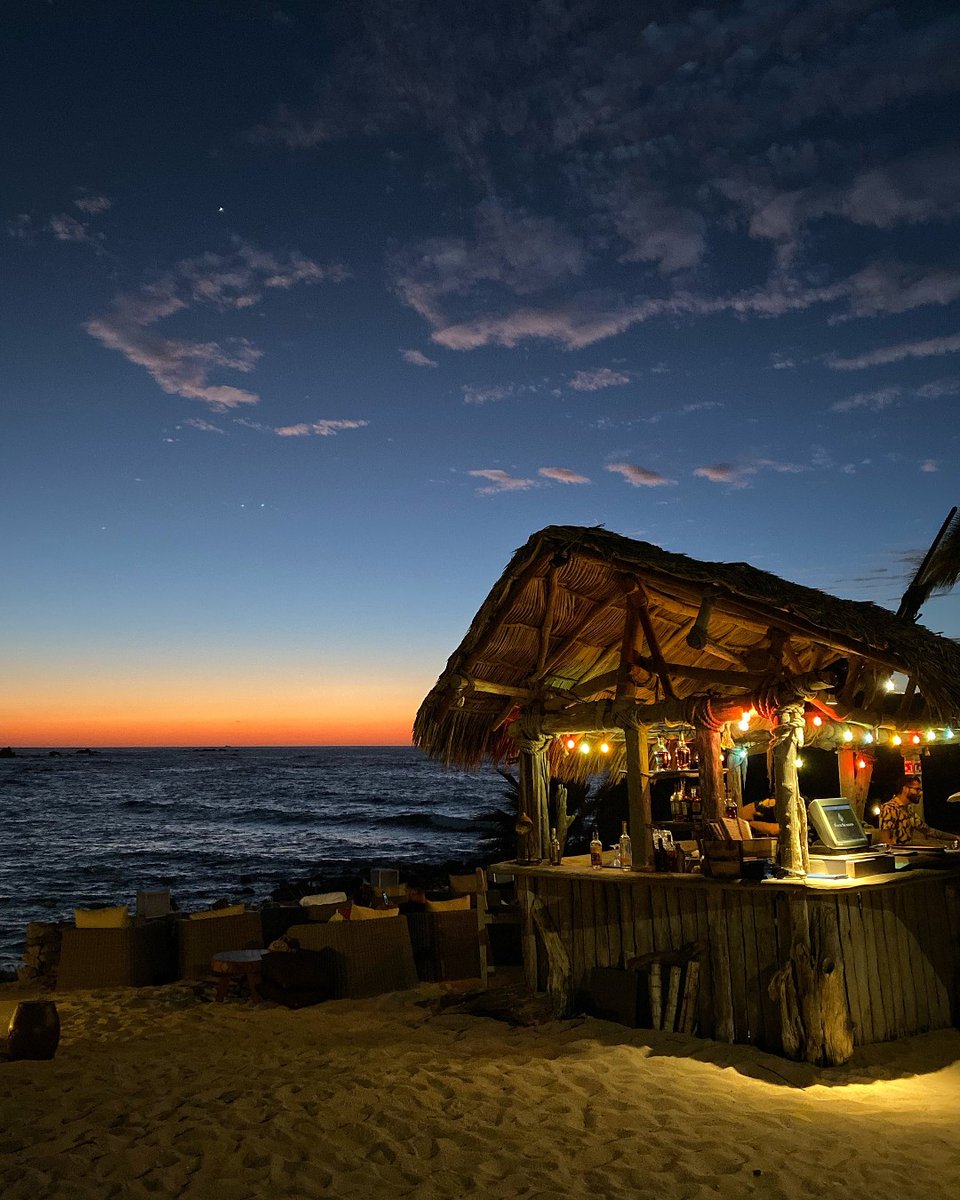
(211, 949, 265, 1003)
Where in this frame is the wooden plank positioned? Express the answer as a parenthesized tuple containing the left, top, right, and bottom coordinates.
(850, 889, 878, 1045)
(693, 890, 714, 1040)
(633, 882, 655, 962)
(518, 878, 538, 992)
(723, 890, 751, 1044)
(918, 879, 952, 1029)
(706, 890, 734, 1042)
(665, 884, 684, 953)
(607, 884, 622, 968)
(891, 885, 918, 1037)
(877, 889, 908, 1039)
(944, 882, 960, 1026)
(750, 889, 781, 1055)
(739, 891, 765, 1049)
(619, 881, 637, 965)
(835, 894, 866, 1047)
(862, 893, 892, 1043)
(592, 879, 610, 968)
(569, 880, 585, 996)
(557, 877, 575, 1000)
(900, 881, 932, 1033)
(649, 879, 672, 953)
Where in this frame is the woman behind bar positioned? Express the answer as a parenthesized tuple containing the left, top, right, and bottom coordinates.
(740, 796, 779, 837)
(877, 776, 958, 847)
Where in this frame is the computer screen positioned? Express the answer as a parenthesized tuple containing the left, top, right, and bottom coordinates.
(808, 798, 869, 850)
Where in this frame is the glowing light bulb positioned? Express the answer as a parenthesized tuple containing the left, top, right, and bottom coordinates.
(857, 758, 867, 770)
(579, 741, 590, 754)
(811, 714, 822, 727)
(738, 709, 751, 732)
(842, 729, 854, 742)
(892, 734, 902, 746)
(795, 757, 804, 769)
(925, 730, 936, 742)
(600, 742, 610, 754)
(864, 732, 874, 744)
(911, 734, 921, 745)
(884, 677, 896, 692)
(946, 728, 955, 740)
(565, 737, 576, 751)
(871, 804, 881, 817)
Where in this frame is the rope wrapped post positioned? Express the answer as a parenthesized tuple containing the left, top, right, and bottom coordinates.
(511, 718, 550, 862)
(772, 701, 808, 876)
(689, 698, 727, 823)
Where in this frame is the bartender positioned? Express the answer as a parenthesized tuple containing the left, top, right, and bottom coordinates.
(877, 776, 958, 847)
(740, 796, 779, 837)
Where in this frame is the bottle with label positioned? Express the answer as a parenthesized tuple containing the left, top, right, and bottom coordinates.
(619, 821, 633, 871)
(673, 732, 692, 771)
(590, 828, 603, 869)
(690, 785, 703, 823)
(651, 735, 671, 772)
(724, 795, 738, 820)
(549, 827, 562, 866)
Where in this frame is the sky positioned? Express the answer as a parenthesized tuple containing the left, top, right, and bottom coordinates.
(2, 0, 959, 747)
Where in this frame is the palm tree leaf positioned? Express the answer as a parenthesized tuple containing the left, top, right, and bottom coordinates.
(897, 506, 960, 621)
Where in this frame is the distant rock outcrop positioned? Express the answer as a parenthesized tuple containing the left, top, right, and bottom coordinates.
(0, 746, 16, 758)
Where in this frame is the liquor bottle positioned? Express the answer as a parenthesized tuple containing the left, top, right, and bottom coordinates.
(590, 828, 603, 869)
(673, 732, 692, 771)
(549, 827, 562, 866)
(653, 836, 667, 872)
(651, 735, 670, 772)
(690, 785, 702, 822)
(619, 821, 633, 871)
(670, 787, 682, 820)
(724, 795, 738, 820)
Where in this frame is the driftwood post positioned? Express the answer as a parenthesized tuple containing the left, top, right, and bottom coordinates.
(695, 726, 726, 823)
(617, 590, 653, 869)
(772, 701, 808, 876)
(513, 720, 550, 862)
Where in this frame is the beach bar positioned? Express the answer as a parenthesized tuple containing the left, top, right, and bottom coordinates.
(415, 526, 960, 1064)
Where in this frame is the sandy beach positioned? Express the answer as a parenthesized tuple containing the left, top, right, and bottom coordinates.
(3, 976, 960, 1200)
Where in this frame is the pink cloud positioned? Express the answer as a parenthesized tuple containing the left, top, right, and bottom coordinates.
(401, 349, 438, 368)
(74, 194, 112, 215)
(606, 463, 674, 488)
(538, 467, 590, 484)
(468, 468, 536, 495)
(274, 420, 369, 437)
(829, 332, 960, 370)
(85, 244, 346, 410)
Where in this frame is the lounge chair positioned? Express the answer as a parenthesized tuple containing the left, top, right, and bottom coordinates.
(177, 910, 264, 980)
(284, 918, 418, 999)
(57, 920, 177, 989)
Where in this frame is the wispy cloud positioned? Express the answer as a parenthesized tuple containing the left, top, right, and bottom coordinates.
(462, 383, 514, 405)
(48, 213, 103, 249)
(244, 103, 336, 148)
(830, 387, 901, 413)
(568, 368, 630, 392)
(538, 466, 590, 484)
(920, 459, 939, 473)
(6, 213, 33, 239)
(829, 332, 960, 370)
(85, 243, 347, 410)
(182, 417, 225, 434)
(74, 193, 112, 215)
(693, 459, 806, 488)
(274, 419, 369, 437)
(606, 463, 674, 488)
(468, 468, 536, 495)
(401, 348, 438, 368)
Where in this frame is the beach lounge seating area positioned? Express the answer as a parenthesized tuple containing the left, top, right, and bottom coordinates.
(40, 867, 519, 1003)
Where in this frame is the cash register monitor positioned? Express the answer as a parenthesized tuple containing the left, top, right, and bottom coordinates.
(808, 798, 869, 851)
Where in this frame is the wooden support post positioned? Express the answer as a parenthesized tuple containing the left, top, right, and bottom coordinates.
(517, 739, 550, 862)
(617, 590, 653, 869)
(773, 702, 808, 876)
(695, 726, 725, 822)
(837, 749, 856, 804)
(726, 748, 744, 813)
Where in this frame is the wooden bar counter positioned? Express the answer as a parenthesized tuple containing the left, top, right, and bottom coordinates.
(497, 856, 960, 1064)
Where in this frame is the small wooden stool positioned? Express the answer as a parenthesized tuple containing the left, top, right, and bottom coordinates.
(211, 949, 265, 1003)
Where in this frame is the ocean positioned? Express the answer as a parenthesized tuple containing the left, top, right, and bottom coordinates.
(0, 746, 509, 976)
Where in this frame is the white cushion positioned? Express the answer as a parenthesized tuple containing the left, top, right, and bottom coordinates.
(299, 892, 347, 907)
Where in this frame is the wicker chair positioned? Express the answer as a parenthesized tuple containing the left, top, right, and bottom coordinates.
(177, 911, 264, 980)
(406, 909, 484, 984)
(284, 919, 418, 999)
(57, 921, 177, 990)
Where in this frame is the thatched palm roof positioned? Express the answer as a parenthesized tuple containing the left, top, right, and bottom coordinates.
(415, 525, 960, 771)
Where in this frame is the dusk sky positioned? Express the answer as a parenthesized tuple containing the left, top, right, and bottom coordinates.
(3, 0, 959, 746)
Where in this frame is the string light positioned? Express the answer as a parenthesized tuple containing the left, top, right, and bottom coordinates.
(892, 734, 902, 746)
(925, 730, 936, 742)
(811, 715, 823, 727)
(911, 733, 921, 745)
(565, 737, 576, 751)
(738, 709, 752, 732)
(864, 731, 874, 744)
(842, 728, 854, 742)
(946, 728, 955, 740)
(884, 677, 896, 692)
(796, 756, 805, 769)
(857, 758, 867, 770)
(600, 742, 610, 754)
(579, 741, 591, 754)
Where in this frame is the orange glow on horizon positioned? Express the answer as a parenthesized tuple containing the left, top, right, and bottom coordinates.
(0, 681, 422, 748)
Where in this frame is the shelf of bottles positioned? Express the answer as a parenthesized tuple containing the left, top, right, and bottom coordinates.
(646, 730, 736, 827)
